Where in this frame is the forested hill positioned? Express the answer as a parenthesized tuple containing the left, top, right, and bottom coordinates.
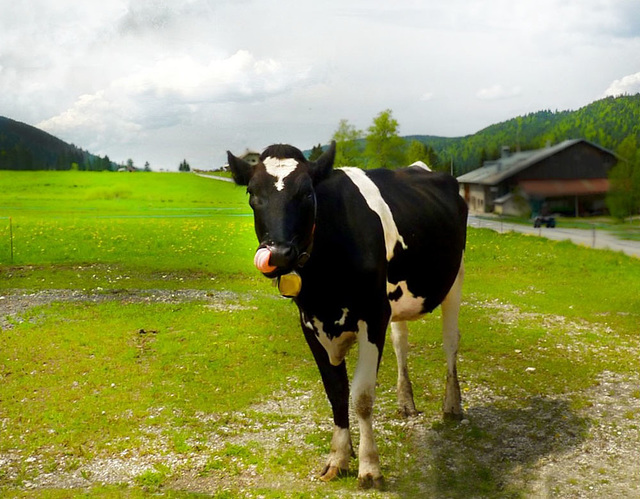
(0, 116, 114, 171)
(409, 93, 640, 174)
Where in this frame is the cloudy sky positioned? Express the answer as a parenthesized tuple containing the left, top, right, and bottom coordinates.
(1, 0, 640, 170)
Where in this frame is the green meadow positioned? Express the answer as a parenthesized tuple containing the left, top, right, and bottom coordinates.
(1, 171, 639, 498)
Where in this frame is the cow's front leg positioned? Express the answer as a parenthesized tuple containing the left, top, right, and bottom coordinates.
(302, 327, 353, 480)
(351, 320, 385, 489)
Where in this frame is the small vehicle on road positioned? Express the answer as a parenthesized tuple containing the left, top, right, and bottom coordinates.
(533, 215, 556, 228)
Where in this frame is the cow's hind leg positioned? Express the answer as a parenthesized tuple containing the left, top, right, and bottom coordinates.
(390, 321, 419, 417)
(441, 260, 464, 420)
(301, 327, 353, 480)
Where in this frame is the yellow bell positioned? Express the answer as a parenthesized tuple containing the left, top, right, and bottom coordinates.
(278, 272, 302, 297)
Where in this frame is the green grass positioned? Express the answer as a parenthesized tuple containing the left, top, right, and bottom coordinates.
(0, 171, 257, 290)
(1, 171, 639, 497)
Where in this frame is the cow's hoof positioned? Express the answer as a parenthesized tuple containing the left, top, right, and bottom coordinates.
(319, 465, 347, 482)
(443, 410, 464, 422)
(399, 405, 421, 418)
(358, 473, 385, 490)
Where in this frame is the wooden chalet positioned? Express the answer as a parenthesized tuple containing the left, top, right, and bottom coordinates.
(457, 139, 617, 217)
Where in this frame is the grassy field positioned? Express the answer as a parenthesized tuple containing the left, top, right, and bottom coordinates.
(1, 171, 639, 498)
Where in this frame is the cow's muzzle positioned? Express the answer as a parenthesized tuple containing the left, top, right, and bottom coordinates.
(254, 244, 310, 276)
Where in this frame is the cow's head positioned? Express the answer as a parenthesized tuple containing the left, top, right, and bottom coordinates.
(227, 141, 336, 277)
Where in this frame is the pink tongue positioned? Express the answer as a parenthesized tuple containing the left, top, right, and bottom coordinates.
(254, 247, 277, 273)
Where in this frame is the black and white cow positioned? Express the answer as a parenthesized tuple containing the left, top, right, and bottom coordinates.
(227, 141, 467, 488)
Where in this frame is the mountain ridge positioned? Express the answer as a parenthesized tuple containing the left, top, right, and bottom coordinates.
(0, 116, 113, 171)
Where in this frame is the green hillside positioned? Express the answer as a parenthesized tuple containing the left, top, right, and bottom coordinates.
(0, 116, 113, 171)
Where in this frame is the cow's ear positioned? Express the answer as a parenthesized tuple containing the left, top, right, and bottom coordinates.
(309, 141, 336, 184)
(227, 151, 253, 186)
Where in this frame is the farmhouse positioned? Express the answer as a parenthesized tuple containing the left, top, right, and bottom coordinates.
(221, 149, 260, 171)
(457, 139, 617, 217)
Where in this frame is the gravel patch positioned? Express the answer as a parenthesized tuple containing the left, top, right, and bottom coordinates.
(0, 288, 254, 330)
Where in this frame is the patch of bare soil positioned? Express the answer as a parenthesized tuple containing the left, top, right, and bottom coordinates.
(0, 288, 253, 329)
(528, 371, 640, 498)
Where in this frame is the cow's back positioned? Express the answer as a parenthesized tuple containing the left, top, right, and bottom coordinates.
(300, 166, 467, 323)
(367, 166, 467, 316)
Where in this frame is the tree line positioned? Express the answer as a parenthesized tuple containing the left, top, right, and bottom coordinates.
(313, 95, 640, 220)
(308, 109, 442, 171)
(312, 94, 640, 176)
(607, 133, 640, 220)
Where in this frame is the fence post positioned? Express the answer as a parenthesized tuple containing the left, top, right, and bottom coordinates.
(592, 223, 596, 248)
(9, 217, 14, 263)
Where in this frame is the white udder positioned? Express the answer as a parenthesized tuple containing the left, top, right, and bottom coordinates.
(388, 280, 425, 321)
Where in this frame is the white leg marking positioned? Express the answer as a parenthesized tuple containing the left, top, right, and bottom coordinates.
(441, 259, 464, 419)
(339, 167, 407, 260)
(320, 425, 352, 479)
(313, 317, 357, 366)
(301, 311, 358, 366)
(351, 321, 383, 487)
(390, 321, 418, 417)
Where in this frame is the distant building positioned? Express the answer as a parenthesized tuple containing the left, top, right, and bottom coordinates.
(221, 149, 260, 171)
(457, 139, 617, 217)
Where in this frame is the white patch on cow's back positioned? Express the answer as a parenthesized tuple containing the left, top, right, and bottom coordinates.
(339, 167, 407, 260)
(388, 281, 425, 321)
(410, 160, 432, 171)
(263, 157, 299, 191)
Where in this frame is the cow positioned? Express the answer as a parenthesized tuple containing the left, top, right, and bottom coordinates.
(227, 141, 467, 489)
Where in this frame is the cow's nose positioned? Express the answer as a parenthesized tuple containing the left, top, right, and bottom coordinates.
(268, 245, 296, 268)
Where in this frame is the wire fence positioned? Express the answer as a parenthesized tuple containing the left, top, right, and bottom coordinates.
(469, 215, 640, 258)
(1, 216, 13, 263)
(0, 211, 253, 266)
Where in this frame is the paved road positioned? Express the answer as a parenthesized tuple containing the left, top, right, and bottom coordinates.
(194, 172, 235, 182)
(469, 215, 640, 259)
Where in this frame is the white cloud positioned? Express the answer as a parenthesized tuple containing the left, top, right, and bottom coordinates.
(604, 72, 640, 97)
(37, 90, 142, 149)
(476, 84, 523, 101)
(38, 50, 314, 151)
(420, 92, 435, 102)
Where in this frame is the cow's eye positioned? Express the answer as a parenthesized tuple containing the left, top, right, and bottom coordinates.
(249, 193, 264, 209)
(295, 190, 314, 202)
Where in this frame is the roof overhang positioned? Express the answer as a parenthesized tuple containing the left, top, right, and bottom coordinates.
(519, 179, 609, 197)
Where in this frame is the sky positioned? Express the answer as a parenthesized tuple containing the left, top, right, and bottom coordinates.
(1, 0, 640, 171)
